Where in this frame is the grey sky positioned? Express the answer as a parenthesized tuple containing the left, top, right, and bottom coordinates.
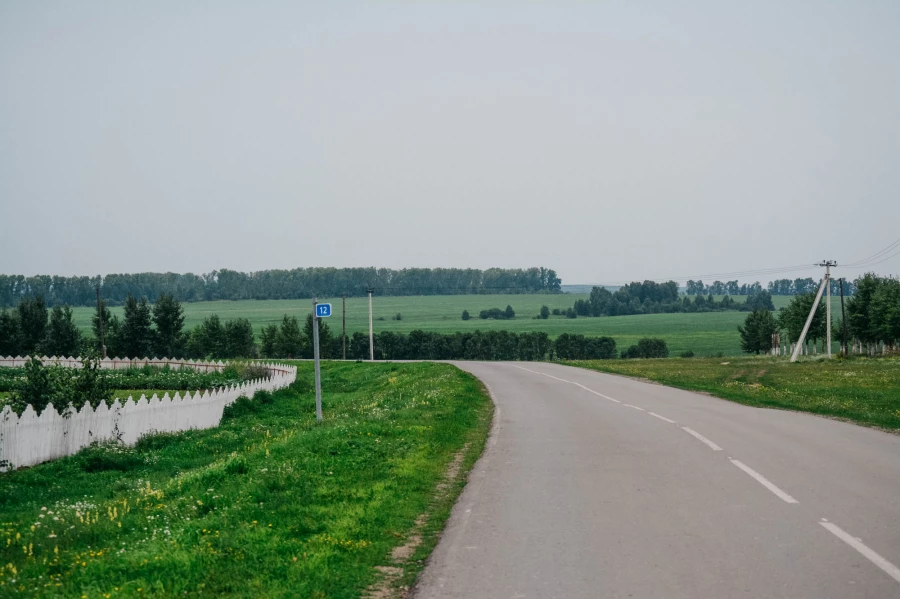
(1, 1, 899, 285)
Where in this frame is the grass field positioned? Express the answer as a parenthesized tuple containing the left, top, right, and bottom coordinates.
(0, 361, 493, 598)
(566, 356, 900, 430)
(68, 294, 844, 357)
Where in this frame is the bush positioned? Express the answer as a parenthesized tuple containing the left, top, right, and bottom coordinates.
(566, 308, 577, 319)
(552, 308, 561, 316)
(539, 305, 550, 319)
(461, 310, 470, 321)
(622, 338, 669, 359)
(680, 350, 695, 358)
(554, 334, 617, 360)
(222, 395, 258, 420)
(392, 313, 402, 321)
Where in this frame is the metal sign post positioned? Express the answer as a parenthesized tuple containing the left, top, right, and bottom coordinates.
(312, 300, 332, 422)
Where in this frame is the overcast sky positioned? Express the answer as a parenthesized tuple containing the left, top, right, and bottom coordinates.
(1, 1, 899, 285)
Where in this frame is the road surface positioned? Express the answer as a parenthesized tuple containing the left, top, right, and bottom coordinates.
(413, 362, 900, 598)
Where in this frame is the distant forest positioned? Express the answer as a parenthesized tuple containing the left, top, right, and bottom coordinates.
(686, 278, 856, 296)
(0, 267, 562, 307)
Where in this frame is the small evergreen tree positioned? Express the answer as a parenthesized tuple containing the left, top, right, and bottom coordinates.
(304, 313, 333, 358)
(505, 305, 515, 319)
(119, 295, 154, 358)
(187, 314, 225, 358)
(275, 315, 304, 358)
(153, 294, 186, 357)
(738, 309, 778, 354)
(540, 305, 550, 319)
(0, 309, 21, 356)
(461, 309, 470, 321)
(224, 318, 257, 358)
(259, 324, 279, 358)
(43, 305, 82, 357)
(91, 298, 113, 356)
(17, 295, 48, 355)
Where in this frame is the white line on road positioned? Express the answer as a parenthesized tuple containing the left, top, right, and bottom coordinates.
(681, 427, 723, 451)
(623, 404, 645, 411)
(820, 520, 900, 584)
(648, 412, 676, 424)
(510, 365, 621, 402)
(730, 459, 798, 504)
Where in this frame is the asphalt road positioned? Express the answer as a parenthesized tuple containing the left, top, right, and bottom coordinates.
(413, 362, 900, 599)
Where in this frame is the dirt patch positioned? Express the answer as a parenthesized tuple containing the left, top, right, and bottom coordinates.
(364, 443, 471, 599)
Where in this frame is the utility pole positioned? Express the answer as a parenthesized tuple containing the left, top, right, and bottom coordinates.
(312, 297, 322, 422)
(96, 284, 107, 359)
(822, 260, 836, 358)
(840, 278, 848, 356)
(789, 260, 835, 363)
(367, 286, 375, 360)
(342, 293, 346, 360)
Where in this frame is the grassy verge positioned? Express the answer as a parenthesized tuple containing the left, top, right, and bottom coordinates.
(565, 356, 900, 430)
(0, 361, 493, 598)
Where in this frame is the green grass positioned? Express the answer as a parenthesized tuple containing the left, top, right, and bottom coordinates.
(0, 362, 493, 598)
(566, 355, 900, 430)
(68, 295, 846, 357)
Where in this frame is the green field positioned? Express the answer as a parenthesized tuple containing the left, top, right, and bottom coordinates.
(68, 294, 844, 357)
(567, 355, 900, 430)
(0, 361, 493, 598)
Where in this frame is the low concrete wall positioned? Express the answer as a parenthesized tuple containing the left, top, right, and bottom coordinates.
(0, 356, 297, 471)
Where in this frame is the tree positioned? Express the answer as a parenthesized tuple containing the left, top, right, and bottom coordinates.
(275, 315, 304, 358)
(0, 309, 21, 356)
(847, 273, 880, 346)
(565, 307, 576, 319)
(870, 277, 900, 346)
(119, 295, 154, 358)
(43, 305, 82, 357)
(461, 309, 470, 321)
(622, 338, 669, 359)
(259, 324, 279, 358)
(91, 298, 113, 356)
(738, 309, 778, 354)
(778, 293, 826, 347)
(505, 305, 515, 319)
(17, 295, 48, 355)
(187, 314, 225, 358)
(224, 318, 257, 358)
(304, 313, 333, 358)
(153, 294, 186, 357)
(745, 290, 775, 311)
(539, 305, 550, 319)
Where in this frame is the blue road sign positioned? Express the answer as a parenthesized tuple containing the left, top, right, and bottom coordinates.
(316, 303, 332, 318)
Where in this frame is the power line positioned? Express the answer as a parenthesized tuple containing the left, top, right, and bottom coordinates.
(842, 236, 900, 268)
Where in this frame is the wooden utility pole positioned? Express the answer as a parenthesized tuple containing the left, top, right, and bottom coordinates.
(96, 284, 107, 359)
(840, 278, 848, 356)
(367, 286, 375, 360)
(342, 293, 346, 360)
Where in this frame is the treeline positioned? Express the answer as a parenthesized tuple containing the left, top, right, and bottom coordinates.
(767, 278, 856, 296)
(0, 267, 562, 307)
(568, 283, 775, 317)
(0, 293, 673, 361)
(738, 273, 899, 354)
(686, 278, 857, 297)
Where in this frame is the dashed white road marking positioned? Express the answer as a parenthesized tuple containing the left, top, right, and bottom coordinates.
(730, 459, 798, 504)
(681, 427, 723, 451)
(511, 365, 621, 402)
(820, 520, 900, 585)
(623, 404, 645, 411)
(648, 412, 676, 424)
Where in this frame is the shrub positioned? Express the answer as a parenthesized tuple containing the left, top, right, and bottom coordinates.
(680, 350, 695, 358)
(566, 308, 577, 319)
(461, 310, 470, 321)
(392, 313, 402, 321)
(222, 395, 258, 420)
(552, 308, 561, 316)
(622, 338, 669, 359)
(539, 305, 550, 319)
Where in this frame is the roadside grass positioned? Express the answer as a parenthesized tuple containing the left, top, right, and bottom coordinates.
(566, 356, 900, 430)
(0, 362, 493, 598)
(69, 295, 843, 357)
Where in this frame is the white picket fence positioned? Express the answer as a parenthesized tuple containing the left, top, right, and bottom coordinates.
(0, 356, 297, 471)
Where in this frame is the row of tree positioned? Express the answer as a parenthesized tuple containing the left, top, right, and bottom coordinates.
(0, 267, 563, 307)
(738, 273, 899, 354)
(685, 280, 764, 296)
(569, 285, 776, 317)
(766, 278, 856, 296)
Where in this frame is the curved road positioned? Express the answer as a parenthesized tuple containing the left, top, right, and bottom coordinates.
(414, 362, 900, 599)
